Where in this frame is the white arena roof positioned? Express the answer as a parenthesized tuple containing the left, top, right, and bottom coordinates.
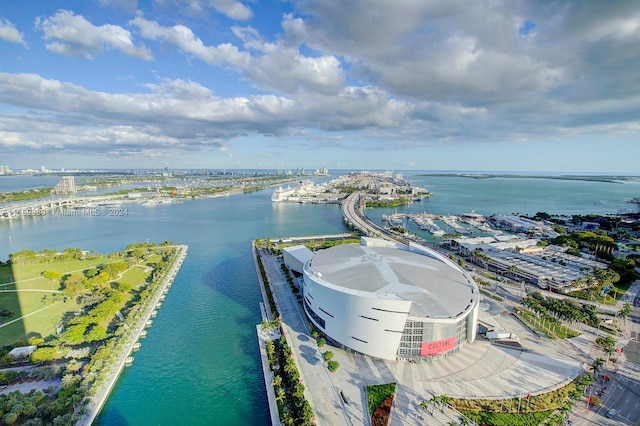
(308, 244, 476, 319)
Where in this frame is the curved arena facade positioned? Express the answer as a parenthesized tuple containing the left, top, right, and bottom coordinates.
(302, 238, 479, 361)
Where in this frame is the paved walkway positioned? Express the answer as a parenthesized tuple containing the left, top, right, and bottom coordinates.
(256, 324, 282, 426)
(260, 249, 352, 426)
(0, 378, 61, 395)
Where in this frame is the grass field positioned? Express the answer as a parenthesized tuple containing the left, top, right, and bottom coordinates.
(8, 258, 111, 283)
(119, 265, 150, 287)
(0, 264, 14, 284)
(0, 255, 150, 347)
(0, 294, 83, 346)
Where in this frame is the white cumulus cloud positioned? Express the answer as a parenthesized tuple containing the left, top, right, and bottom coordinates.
(35, 10, 152, 60)
(0, 18, 27, 46)
(132, 18, 344, 94)
(153, 0, 252, 20)
(130, 17, 249, 67)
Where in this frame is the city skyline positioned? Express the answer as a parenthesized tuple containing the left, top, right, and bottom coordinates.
(1, 1, 639, 172)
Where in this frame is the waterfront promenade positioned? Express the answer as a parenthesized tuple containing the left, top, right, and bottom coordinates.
(78, 245, 188, 425)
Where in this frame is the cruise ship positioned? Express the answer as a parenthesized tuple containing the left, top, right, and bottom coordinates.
(271, 180, 320, 202)
(271, 186, 291, 201)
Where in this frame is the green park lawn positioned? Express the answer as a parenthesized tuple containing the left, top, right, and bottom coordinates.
(0, 256, 148, 347)
(146, 254, 163, 264)
(118, 265, 150, 288)
(0, 264, 14, 285)
(0, 291, 82, 346)
(8, 258, 110, 283)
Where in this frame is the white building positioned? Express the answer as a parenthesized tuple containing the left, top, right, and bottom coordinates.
(52, 176, 77, 194)
(282, 245, 314, 275)
(298, 237, 479, 361)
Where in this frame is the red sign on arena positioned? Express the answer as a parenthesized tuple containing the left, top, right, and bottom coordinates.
(421, 337, 456, 356)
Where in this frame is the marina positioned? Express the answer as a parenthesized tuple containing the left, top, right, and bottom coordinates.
(410, 214, 446, 236)
(384, 212, 492, 236)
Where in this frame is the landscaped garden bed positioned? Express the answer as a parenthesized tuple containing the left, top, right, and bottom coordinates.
(367, 382, 396, 426)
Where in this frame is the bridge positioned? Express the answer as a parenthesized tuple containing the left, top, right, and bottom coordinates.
(340, 192, 414, 245)
(0, 195, 125, 219)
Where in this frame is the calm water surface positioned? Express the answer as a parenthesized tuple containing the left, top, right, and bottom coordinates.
(0, 174, 639, 425)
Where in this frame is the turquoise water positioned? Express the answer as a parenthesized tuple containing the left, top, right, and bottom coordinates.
(0, 174, 639, 424)
(0, 190, 346, 425)
(408, 175, 640, 216)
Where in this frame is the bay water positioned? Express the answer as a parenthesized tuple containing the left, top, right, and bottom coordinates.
(0, 173, 639, 425)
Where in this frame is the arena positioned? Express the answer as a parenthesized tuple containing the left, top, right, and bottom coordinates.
(297, 237, 479, 360)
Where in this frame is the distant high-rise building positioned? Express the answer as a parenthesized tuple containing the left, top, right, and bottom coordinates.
(52, 176, 77, 194)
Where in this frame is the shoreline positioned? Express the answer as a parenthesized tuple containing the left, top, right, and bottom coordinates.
(78, 244, 188, 425)
(418, 173, 636, 183)
(253, 244, 281, 426)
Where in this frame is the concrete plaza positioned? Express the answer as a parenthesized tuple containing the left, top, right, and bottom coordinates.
(260, 249, 585, 426)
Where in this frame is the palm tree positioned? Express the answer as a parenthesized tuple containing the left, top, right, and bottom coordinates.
(559, 404, 571, 420)
(280, 410, 294, 426)
(284, 357, 297, 375)
(271, 374, 282, 389)
(620, 302, 632, 320)
(440, 394, 451, 411)
(275, 390, 285, 406)
(602, 336, 616, 364)
(590, 357, 605, 377)
(431, 395, 440, 413)
(582, 372, 595, 387)
(261, 319, 271, 331)
(265, 341, 275, 359)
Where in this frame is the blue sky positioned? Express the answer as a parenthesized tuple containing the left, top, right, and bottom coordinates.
(1, 1, 639, 173)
